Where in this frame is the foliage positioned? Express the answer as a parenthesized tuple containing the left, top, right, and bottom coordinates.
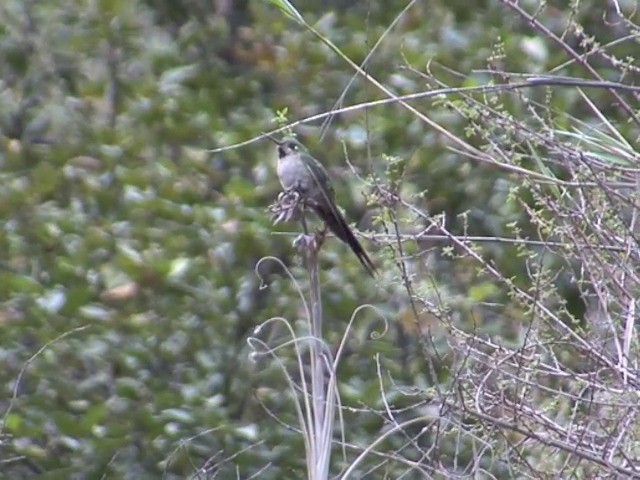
(0, 0, 638, 478)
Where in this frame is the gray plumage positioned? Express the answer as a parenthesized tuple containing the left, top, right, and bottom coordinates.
(271, 136, 376, 277)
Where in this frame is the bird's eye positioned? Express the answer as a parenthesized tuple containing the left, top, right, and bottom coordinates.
(289, 142, 298, 150)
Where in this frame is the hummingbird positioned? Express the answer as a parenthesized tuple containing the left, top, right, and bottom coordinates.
(268, 135, 376, 277)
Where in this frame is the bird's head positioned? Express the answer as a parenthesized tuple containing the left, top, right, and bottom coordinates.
(266, 134, 305, 158)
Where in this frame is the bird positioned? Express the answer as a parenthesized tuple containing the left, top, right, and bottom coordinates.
(268, 135, 376, 277)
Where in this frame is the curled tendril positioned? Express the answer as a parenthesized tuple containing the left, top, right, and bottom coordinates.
(363, 306, 390, 340)
(254, 256, 289, 290)
(333, 303, 390, 370)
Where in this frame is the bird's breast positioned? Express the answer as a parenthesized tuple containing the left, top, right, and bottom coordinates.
(277, 154, 309, 192)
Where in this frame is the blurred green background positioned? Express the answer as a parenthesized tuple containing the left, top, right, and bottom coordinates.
(0, 0, 635, 478)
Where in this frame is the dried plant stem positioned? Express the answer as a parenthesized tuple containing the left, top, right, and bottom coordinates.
(306, 238, 333, 480)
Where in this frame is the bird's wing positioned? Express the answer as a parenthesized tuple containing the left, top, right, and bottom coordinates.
(300, 153, 376, 276)
(302, 153, 337, 205)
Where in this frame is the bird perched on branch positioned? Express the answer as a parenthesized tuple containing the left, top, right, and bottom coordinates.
(267, 135, 376, 277)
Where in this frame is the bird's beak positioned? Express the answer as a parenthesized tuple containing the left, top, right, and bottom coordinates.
(263, 132, 281, 145)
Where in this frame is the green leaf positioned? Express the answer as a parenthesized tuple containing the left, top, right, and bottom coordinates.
(265, 0, 305, 24)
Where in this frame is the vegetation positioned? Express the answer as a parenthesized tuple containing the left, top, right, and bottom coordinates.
(1, 0, 638, 478)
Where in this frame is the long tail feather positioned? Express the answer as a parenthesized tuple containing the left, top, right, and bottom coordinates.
(312, 204, 377, 277)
